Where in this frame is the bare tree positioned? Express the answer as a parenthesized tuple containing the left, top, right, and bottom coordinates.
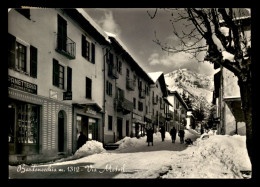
(148, 8, 253, 167)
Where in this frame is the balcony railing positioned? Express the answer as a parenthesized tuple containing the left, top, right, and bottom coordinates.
(139, 89, 146, 99)
(56, 34, 76, 59)
(114, 97, 134, 115)
(108, 65, 119, 79)
(153, 97, 158, 105)
(166, 112, 173, 120)
(126, 78, 135, 91)
(160, 102, 165, 109)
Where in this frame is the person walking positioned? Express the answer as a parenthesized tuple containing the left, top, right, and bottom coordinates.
(77, 131, 87, 150)
(170, 126, 177, 143)
(159, 125, 166, 142)
(178, 129, 185, 144)
(146, 125, 154, 146)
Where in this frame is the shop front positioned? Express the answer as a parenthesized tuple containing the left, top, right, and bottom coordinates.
(72, 103, 103, 153)
(8, 86, 73, 164)
(132, 112, 146, 138)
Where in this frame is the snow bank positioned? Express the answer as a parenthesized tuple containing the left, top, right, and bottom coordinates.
(163, 134, 251, 178)
(117, 137, 145, 150)
(74, 140, 106, 157)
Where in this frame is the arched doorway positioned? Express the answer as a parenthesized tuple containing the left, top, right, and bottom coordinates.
(58, 111, 65, 152)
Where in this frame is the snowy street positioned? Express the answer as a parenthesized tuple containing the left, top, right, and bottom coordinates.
(9, 129, 251, 179)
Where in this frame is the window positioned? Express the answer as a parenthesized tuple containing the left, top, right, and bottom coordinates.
(57, 15, 67, 52)
(138, 101, 143, 111)
(106, 81, 113, 96)
(15, 8, 30, 19)
(126, 120, 129, 136)
(133, 98, 136, 109)
(53, 59, 64, 89)
(108, 115, 113, 131)
(133, 75, 137, 86)
(16, 42, 27, 72)
(82, 35, 90, 61)
(126, 68, 130, 78)
(86, 77, 92, 99)
(67, 67, 72, 91)
(116, 57, 122, 74)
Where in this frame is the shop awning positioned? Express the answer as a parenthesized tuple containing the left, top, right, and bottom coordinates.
(223, 97, 245, 122)
(144, 116, 152, 123)
(132, 119, 146, 125)
(72, 102, 103, 112)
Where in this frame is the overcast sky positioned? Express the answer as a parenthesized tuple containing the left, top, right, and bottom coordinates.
(84, 8, 218, 76)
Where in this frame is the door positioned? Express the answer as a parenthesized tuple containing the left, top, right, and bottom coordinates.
(126, 120, 129, 137)
(58, 111, 65, 152)
(117, 118, 123, 140)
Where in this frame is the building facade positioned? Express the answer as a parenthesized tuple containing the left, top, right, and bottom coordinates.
(8, 8, 109, 163)
(167, 91, 189, 132)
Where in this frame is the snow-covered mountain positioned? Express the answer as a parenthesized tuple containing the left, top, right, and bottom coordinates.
(165, 69, 214, 115)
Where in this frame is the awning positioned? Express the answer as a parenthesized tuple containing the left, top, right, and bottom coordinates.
(72, 102, 103, 112)
(132, 119, 146, 125)
(144, 116, 152, 123)
(223, 97, 245, 122)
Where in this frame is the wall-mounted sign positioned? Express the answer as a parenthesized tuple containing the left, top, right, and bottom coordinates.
(63, 91, 72, 100)
(132, 113, 142, 120)
(8, 75, 37, 95)
(50, 89, 58, 99)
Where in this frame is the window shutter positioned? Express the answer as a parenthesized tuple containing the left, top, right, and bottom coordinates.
(57, 15, 67, 51)
(53, 59, 59, 87)
(82, 35, 86, 58)
(67, 66, 72, 91)
(91, 43, 95, 64)
(86, 41, 90, 61)
(30, 45, 37, 78)
(8, 33, 16, 69)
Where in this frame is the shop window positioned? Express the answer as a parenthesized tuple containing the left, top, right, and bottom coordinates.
(88, 118, 98, 141)
(17, 103, 39, 144)
(108, 115, 113, 131)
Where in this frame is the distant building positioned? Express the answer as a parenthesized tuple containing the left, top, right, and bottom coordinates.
(167, 91, 189, 132)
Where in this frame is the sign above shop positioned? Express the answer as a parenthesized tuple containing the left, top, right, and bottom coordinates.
(63, 91, 72, 100)
(50, 89, 58, 100)
(84, 107, 97, 115)
(8, 75, 37, 95)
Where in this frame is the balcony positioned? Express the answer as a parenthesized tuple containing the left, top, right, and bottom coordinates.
(160, 103, 165, 110)
(108, 65, 119, 79)
(165, 112, 173, 120)
(153, 97, 158, 105)
(139, 89, 146, 99)
(114, 97, 134, 115)
(126, 78, 135, 91)
(56, 34, 76, 59)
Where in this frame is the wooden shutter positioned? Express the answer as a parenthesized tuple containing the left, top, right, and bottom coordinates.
(67, 66, 72, 91)
(53, 59, 59, 87)
(86, 41, 90, 61)
(82, 35, 86, 58)
(8, 33, 16, 69)
(91, 43, 95, 64)
(30, 45, 37, 78)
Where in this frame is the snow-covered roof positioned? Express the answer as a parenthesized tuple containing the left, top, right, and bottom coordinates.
(76, 8, 111, 43)
(148, 72, 163, 83)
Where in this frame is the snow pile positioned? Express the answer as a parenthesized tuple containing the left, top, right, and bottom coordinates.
(117, 137, 146, 150)
(163, 134, 251, 178)
(74, 140, 106, 157)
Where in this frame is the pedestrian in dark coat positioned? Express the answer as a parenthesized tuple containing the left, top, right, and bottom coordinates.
(178, 129, 185, 144)
(170, 126, 177, 143)
(160, 125, 166, 141)
(77, 132, 87, 150)
(146, 126, 154, 146)
(200, 127, 204, 134)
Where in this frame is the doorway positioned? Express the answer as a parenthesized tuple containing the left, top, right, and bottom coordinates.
(117, 118, 123, 140)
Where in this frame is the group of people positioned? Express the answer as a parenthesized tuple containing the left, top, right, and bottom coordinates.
(145, 124, 186, 146)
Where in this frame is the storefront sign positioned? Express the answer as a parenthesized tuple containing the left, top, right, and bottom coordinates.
(63, 91, 72, 100)
(8, 75, 37, 95)
(132, 113, 142, 120)
(84, 107, 97, 115)
(50, 89, 58, 99)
